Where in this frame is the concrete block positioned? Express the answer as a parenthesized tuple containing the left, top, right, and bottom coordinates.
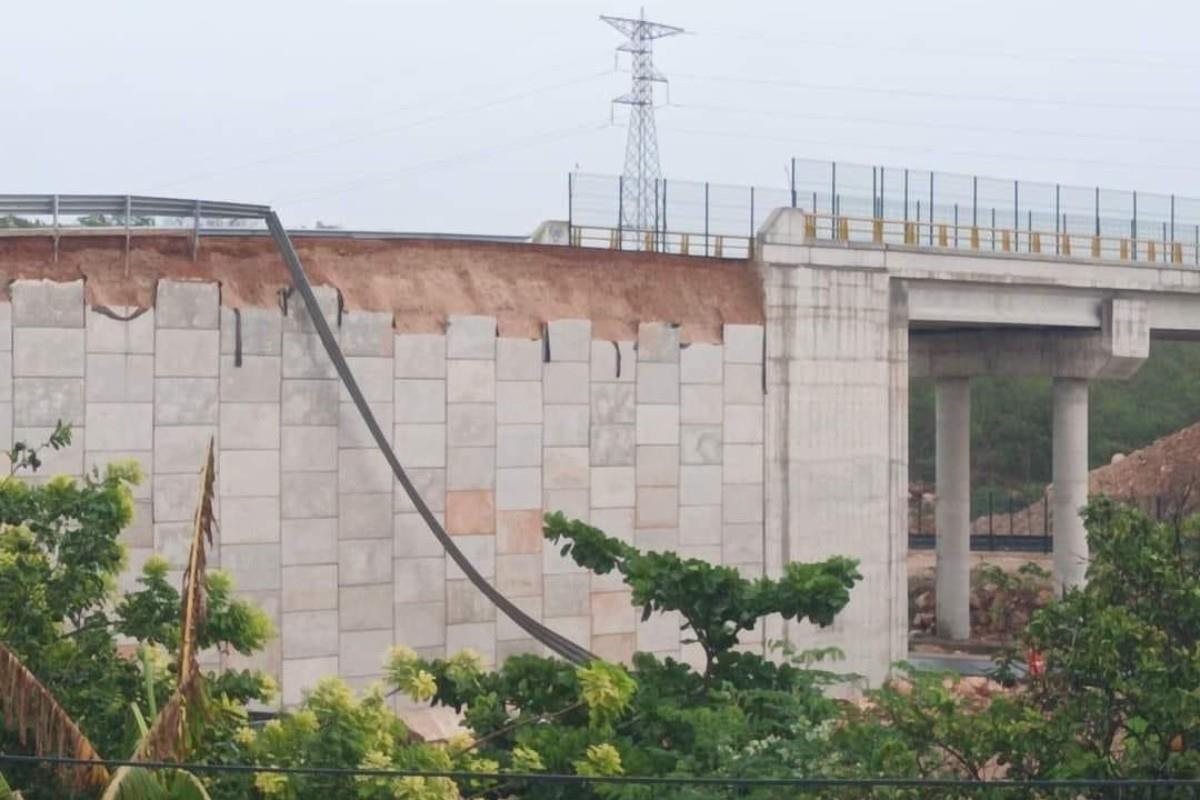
(394, 334, 446, 378)
(589, 508, 634, 544)
(446, 533, 494, 579)
(13, 329, 84, 376)
(544, 573, 590, 617)
(544, 362, 589, 404)
(723, 484, 764, 523)
(544, 615, 590, 650)
(723, 364, 763, 405)
(87, 353, 151, 403)
(340, 628, 393, 677)
(636, 405, 679, 445)
(591, 383, 635, 425)
(222, 543, 282, 591)
(446, 404, 494, 447)
(221, 307, 282, 356)
(339, 311, 393, 357)
(447, 579, 497, 624)
(547, 320, 591, 362)
(395, 379, 446, 423)
(637, 322, 680, 363)
(340, 583, 393, 631)
(282, 610, 338, 658)
(592, 633, 635, 664)
(592, 591, 637, 635)
(497, 638, 544, 661)
(338, 400, 391, 449)
(590, 425, 634, 467)
(280, 472, 338, 519)
(636, 445, 679, 486)
(723, 405, 764, 443)
(496, 338, 542, 381)
(156, 281, 219, 329)
(496, 381, 542, 424)
(724, 324, 763, 364)
(340, 357, 393, 404)
(636, 487, 679, 529)
(153, 474, 202, 522)
(282, 379, 338, 426)
(394, 512, 447, 559)
(282, 564, 338, 611)
(637, 609, 681, 653)
(446, 623, 496, 666)
(497, 424, 541, 467)
(282, 656, 339, 706)
(724, 444, 763, 484)
(155, 329, 219, 377)
(122, 498, 154, 540)
(543, 447, 589, 490)
(220, 402, 280, 450)
(15, 424, 82, 475)
(681, 425, 722, 465)
(447, 315, 495, 360)
(281, 286, 338, 334)
(542, 488, 589, 523)
(637, 363, 679, 405)
(543, 404, 589, 447)
(14, 378, 83, 427)
(153, 522, 192, 567)
(155, 378, 217, 425)
(220, 450, 280, 497)
(86, 307, 153, 354)
(221, 496, 281, 544)
(394, 556, 446, 604)
(394, 602, 445, 649)
(681, 343, 723, 384)
(680, 505, 722, 546)
(496, 595, 542, 641)
(590, 340, 635, 383)
(723, 523, 764, 564)
(393, 423, 446, 468)
(447, 360, 495, 403)
(12, 280, 83, 328)
(280, 425, 338, 472)
(393, 468, 445, 513)
(445, 490, 494, 534)
(0, 404, 11, 452)
(447, 447, 495, 491)
(282, 332, 337, 380)
(0, 303, 9, 350)
(339, 539, 392, 585)
(496, 509, 543, 554)
(680, 465, 722, 507)
(282, 518, 338, 565)
(337, 448, 392, 494)
(496, 553, 541, 597)
(86, 450, 151, 497)
(591, 466, 635, 508)
(0, 352, 12, 399)
(339, 491, 392, 539)
(680, 384, 722, 425)
(496, 467, 541, 511)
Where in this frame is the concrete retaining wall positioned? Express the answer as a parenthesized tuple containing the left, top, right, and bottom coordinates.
(6, 278, 766, 706)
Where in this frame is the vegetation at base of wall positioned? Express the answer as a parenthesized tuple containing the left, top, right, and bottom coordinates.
(910, 339, 1200, 490)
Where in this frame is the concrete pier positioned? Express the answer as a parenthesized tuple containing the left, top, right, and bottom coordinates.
(1052, 377, 1090, 591)
(934, 377, 971, 641)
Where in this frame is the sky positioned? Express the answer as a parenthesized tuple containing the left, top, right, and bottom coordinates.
(5, 0, 1200, 234)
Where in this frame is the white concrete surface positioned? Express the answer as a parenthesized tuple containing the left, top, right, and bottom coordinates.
(934, 378, 971, 641)
(1053, 378, 1090, 591)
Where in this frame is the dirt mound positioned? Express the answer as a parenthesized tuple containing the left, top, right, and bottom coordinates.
(961, 421, 1200, 535)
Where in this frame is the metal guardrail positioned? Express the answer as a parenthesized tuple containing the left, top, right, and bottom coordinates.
(570, 160, 1200, 266)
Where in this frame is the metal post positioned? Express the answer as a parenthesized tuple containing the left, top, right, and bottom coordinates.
(653, 179, 660, 252)
(1171, 194, 1176, 244)
(704, 181, 710, 257)
(749, 186, 755, 251)
(1132, 191, 1138, 260)
(880, 166, 885, 219)
(567, 173, 573, 244)
(903, 169, 909, 222)
(1094, 187, 1101, 237)
(1013, 180, 1019, 252)
(954, 204, 959, 247)
(124, 194, 132, 274)
(662, 178, 668, 253)
(790, 157, 797, 209)
(831, 161, 837, 216)
(617, 175, 624, 250)
(191, 199, 201, 261)
(991, 208, 996, 251)
(51, 194, 60, 264)
(872, 167, 877, 217)
(972, 175, 978, 227)
(1055, 184, 1061, 255)
(929, 172, 935, 246)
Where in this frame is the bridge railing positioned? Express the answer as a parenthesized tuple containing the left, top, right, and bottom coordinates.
(569, 161, 1200, 266)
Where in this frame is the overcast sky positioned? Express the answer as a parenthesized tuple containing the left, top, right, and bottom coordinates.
(6, 0, 1200, 233)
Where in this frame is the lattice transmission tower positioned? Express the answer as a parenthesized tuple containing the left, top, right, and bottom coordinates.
(602, 10, 683, 232)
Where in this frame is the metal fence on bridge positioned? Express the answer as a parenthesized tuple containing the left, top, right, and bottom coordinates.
(569, 159, 1200, 266)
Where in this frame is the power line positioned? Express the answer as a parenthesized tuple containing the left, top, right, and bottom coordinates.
(670, 71, 1200, 115)
(602, 10, 683, 231)
(152, 69, 613, 191)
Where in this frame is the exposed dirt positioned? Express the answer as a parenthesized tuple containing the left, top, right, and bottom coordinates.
(0, 233, 763, 342)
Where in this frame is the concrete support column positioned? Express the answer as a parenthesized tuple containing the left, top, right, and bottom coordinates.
(935, 377, 970, 641)
(1052, 377, 1089, 592)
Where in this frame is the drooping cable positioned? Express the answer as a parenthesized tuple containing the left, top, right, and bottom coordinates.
(264, 212, 594, 665)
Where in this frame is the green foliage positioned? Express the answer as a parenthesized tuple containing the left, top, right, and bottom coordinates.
(544, 512, 860, 677)
(0, 214, 37, 229)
